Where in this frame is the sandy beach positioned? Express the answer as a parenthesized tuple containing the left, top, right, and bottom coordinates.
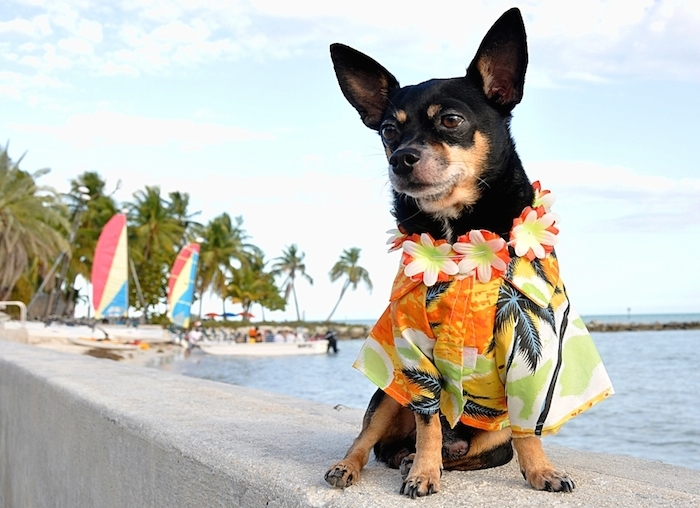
(31, 335, 185, 366)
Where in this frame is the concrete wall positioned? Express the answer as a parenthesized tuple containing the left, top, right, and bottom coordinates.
(1, 341, 699, 508)
(0, 326, 28, 344)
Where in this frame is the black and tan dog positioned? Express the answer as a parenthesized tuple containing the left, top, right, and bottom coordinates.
(324, 8, 613, 498)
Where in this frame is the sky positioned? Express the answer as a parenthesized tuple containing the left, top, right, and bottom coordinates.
(2, 0, 700, 322)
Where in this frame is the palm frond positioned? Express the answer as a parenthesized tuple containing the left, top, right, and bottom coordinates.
(425, 280, 451, 308)
(462, 400, 507, 419)
(495, 283, 543, 374)
(408, 395, 441, 415)
(530, 258, 553, 288)
(512, 312, 541, 372)
(403, 367, 442, 395)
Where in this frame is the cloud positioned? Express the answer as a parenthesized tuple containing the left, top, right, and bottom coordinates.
(528, 1, 700, 83)
(0, 71, 24, 99)
(77, 18, 102, 43)
(2, 0, 699, 84)
(0, 69, 62, 99)
(10, 111, 274, 150)
(150, 20, 210, 44)
(0, 15, 52, 37)
(58, 37, 93, 55)
(528, 160, 700, 232)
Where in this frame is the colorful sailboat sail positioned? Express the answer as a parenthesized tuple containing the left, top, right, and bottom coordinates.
(167, 243, 200, 328)
(92, 213, 129, 319)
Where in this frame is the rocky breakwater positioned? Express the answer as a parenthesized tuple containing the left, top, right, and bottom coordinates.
(586, 320, 700, 332)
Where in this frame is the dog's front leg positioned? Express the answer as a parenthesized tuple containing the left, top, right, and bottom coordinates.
(400, 413, 443, 498)
(325, 393, 406, 488)
(512, 436, 575, 492)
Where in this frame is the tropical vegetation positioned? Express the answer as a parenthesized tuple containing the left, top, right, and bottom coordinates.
(327, 247, 373, 321)
(0, 143, 69, 302)
(272, 244, 313, 321)
(0, 142, 372, 325)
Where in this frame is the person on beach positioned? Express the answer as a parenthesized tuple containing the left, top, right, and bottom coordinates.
(324, 329, 339, 354)
(248, 326, 261, 343)
(184, 321, 204, 355)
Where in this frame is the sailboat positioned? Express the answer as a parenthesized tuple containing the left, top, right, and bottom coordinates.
(65, 213, 140, 350)
(91, 213, 129, 319)
(167, 243, 200, 328)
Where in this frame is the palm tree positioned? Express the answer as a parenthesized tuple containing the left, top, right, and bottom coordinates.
(62, 172, 118, 314)
(0, 143, 69, 301)
(197, 214, 251, 317)
(127, 186, 186, 316)
(67, 172, 118, 282)
(128, 186, 185, 263)
(272, 244, 313, 321)
(326, 247, 372, 322)
(168, 191, 203, 245)
(227, 253, 285, 322)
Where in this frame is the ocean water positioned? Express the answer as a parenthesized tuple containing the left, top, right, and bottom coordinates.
(549, 329, 700, 470)
(158, 326, 700, 471)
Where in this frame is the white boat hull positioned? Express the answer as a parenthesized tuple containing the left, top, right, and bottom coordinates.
(67, 336, 141, 351)
(198, 340, 329, 356)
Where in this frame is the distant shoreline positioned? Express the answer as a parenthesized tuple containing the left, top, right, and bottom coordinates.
(585, 320, 700, 332)
(197, 318, 700, 336)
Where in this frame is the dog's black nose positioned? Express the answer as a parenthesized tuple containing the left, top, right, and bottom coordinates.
(389, 148, 420, 176)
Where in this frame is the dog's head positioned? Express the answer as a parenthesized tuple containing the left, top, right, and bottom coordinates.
(330, 8, 529, 227)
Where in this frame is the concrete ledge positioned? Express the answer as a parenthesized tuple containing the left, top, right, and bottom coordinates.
(0, 326, 28, 344)
(1, 341, 698, 508)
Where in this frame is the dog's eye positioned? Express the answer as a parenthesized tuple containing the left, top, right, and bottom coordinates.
(441, 114, 463, 129)
(381, 125, 398, 141)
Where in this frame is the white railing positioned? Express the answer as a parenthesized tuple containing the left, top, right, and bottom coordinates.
(0, 301, 27, 323)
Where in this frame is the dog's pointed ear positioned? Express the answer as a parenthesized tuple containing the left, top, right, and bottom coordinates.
(467, 8, 528, 112)
(330, 43, 400, 130)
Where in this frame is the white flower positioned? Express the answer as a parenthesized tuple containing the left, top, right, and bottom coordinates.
(402, 233, 458, 286)
(510, 207, 559, 260)
(532, 181, 556, 212)
(386, 228, 406, 252)
(453, 230, 509, 283)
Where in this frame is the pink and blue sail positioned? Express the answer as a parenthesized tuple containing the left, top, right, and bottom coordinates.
(92, 213, 129, 319)
(167, 243, 200, 328)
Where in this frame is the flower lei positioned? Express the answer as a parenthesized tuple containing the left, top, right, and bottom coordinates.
(387, 181, 559, 287)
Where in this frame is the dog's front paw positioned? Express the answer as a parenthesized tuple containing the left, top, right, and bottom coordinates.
(522, 468, 575, 492)
(399, 457, 442, 498)
(325, 461, 361, 489)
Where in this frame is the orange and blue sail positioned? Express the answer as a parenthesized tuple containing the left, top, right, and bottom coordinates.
(167, 243, 200, 328)
(92, 213, 129, 319)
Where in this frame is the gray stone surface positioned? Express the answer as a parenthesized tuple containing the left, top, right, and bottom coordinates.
(1, 340, 699, 508)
